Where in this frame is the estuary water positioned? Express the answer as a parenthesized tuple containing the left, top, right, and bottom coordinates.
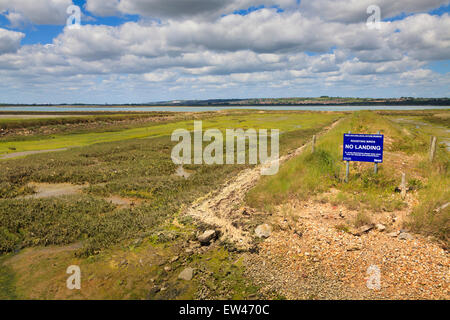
(0, 105, 448, 112)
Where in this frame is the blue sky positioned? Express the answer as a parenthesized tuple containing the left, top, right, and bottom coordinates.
(0, 0, 449, 104)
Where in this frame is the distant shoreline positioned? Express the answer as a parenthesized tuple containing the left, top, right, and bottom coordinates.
(0, 103, 449, 108)
(0, 105, 449, 115)
(1, 97, 449, 108)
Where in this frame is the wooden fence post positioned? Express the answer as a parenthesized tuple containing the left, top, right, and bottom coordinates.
(312, 135, 316, 153)
(430, 136, 437, 162)
(401, 172, 407, 200)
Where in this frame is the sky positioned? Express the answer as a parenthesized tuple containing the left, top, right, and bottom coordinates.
(0, 0, 449, 104)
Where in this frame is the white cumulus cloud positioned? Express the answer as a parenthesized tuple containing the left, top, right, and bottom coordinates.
(0, 0, 73, 25)
(0, 28, 24, 54)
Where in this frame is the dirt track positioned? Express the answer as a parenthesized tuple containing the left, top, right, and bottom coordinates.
(186, 120, 343, 250)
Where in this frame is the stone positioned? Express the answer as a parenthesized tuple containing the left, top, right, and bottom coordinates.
(359, 225, 374, 233)
(375, 224, 386, 232)
(164, 266, 172, 272)
(347, 245, 362, 251)
(178, 267, 194, 281)
(352, 225, 374, 236)
(387, 231, 400, 237)
(398, 232, 414, 240)
(255, 224, 272, 238)
(198, 230, 216, 245)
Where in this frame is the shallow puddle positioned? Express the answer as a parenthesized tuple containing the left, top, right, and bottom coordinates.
(22, 182, 85, 199)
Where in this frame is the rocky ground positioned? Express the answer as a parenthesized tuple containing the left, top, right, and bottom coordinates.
(241, 198, 448, 300)
(184, 199, 449, 300)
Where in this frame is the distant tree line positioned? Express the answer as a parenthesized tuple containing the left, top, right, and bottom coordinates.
(1, 97, 449, 107)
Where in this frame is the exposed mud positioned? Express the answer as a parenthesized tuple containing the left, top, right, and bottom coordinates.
(21, 182, 85, 199)
(105, 195, 142, 208)
(0, 148, 68, 160)
(4, 242, 83, 267)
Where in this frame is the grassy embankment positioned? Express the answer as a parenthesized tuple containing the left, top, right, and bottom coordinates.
(0, 111, 340, 299)
(246, 111, 449, 245)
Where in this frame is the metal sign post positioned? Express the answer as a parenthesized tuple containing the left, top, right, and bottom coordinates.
(345, 131, 351, 183)
(374, 131, 381, 174)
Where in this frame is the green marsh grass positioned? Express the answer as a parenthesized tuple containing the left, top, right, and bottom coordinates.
(0, 112, 340, 157)
(0, 111, 340, 255)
